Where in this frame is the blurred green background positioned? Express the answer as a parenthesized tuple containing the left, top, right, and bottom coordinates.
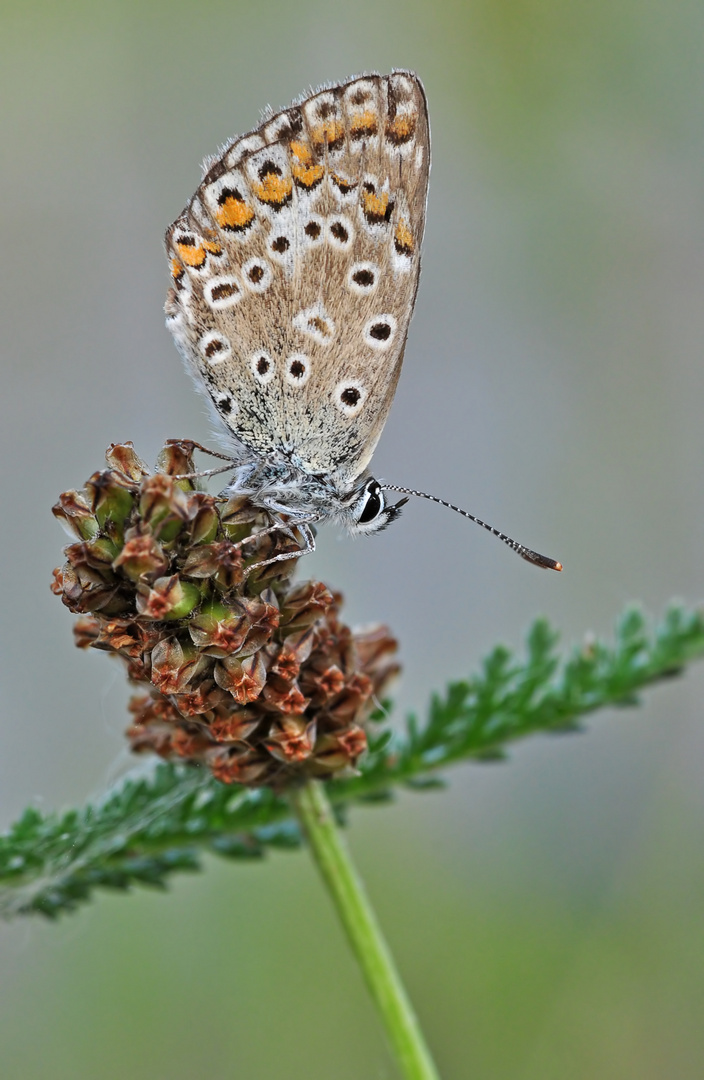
(2, 1, 704, 1076)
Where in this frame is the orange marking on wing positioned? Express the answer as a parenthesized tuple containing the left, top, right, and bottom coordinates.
(252, 172, 293, 206)
(386, 113, 417, 145)
(214, 195, 255, 231)
(362, 189, 390, 219)
(176, 241, 207, 268)
(310, 119, 345, 148)
(331, 172, 356, 193)
(292, 161, 324, 188)
(394, 219, 414, 255)
(290, 140, 324, 187)
(170, 258, 185, 281)
(350, 110, 378, 137)
(203, 239, 222, 256)
(291, 140, 313, 164)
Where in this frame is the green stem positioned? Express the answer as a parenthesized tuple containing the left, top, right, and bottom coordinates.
(292, 779, 441, 1080)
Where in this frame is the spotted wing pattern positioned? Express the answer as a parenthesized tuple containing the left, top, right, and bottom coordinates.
(165, 71, 429, 485)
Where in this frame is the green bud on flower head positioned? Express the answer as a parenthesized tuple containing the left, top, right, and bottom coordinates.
(83, 536, 121, 569)
(105, 442, 150, 483)
(149, 637, 211, 695)
(63, 539, 118, 582)
(189, 497, 220, 545)
(52, 490, 100, 541)
(163, 581, 202, 620)
(180, 539, 244, 591)
(112, 529, 169, 582)
(188, 610, 250, 656)
(220, 496, 262, 543)
(85, 469, 136, 533)
(138, 474, 185, 528)
(199, 599, 231, 621)
(155, 439, 199, 491)
(136, 575, 201, 621)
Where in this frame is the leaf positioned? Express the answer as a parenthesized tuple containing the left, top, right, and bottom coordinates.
(2, 603, 703, 918)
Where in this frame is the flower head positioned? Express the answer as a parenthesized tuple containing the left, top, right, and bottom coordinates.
(52, 442, 399, 788)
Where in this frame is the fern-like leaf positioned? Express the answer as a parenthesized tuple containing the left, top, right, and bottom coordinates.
(2, 604, 702, 918)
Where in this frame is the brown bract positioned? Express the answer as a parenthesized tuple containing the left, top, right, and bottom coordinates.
(52, 441, 400, 788)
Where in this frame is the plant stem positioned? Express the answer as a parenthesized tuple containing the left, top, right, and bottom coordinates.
(292, 779, 441, 1080)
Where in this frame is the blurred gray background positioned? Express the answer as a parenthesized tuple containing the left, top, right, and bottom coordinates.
(2, 1, 704, 1077)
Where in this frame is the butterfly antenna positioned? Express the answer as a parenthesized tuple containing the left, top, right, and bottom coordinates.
(382, 485, 562, 571)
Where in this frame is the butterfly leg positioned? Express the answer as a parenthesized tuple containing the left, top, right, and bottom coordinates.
(180, 441, 237, 463)
(174, 462, 237, 481)
(242, 519, 317, 577)
(170, 441, 238, 481)
(235, 519, 301, 550)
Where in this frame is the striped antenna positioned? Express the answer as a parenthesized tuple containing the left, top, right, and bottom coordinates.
(382, 485, 562, 572)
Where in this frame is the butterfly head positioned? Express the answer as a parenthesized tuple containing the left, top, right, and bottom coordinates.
(346, 478, 408, 535)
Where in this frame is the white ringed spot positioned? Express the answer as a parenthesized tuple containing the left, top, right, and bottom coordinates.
(250, 350, 275, 385)
(242, 257, 272, 293)
(214, 391, 237, 417)
(199, 331, 232, 365)
(285, 353, 311, 387)
(204, 275, 243, 311)
(269, 231, 292, 260)
(363, 314, 397, 351)
(348, 262, 379, 295)
(334, 380, 367, 418)
(301, 214, 325, 247)
(327, 214, 354, 250)
(293, 304, 335, 346)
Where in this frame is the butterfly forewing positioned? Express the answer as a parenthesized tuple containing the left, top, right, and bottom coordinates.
(165, 71, 429, 485)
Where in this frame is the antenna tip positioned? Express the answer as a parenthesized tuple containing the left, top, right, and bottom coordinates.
(523, 549, 563, 571)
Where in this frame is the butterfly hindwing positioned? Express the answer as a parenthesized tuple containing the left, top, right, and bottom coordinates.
(165, 71, 429, 484)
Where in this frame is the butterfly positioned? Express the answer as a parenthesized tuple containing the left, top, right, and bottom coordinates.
(164, 71, 427, 546)
(164, 71, 561, 572)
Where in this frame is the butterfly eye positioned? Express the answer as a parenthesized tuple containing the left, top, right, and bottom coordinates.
(358, 481, 384, 524)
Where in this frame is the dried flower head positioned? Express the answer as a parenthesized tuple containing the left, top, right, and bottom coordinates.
(52, 442, 399, 788)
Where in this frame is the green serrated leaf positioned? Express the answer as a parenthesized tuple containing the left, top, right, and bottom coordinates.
(3, 603, 704, 917)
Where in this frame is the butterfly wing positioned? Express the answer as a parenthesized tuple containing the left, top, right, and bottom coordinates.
(165, 71, 429, 486)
